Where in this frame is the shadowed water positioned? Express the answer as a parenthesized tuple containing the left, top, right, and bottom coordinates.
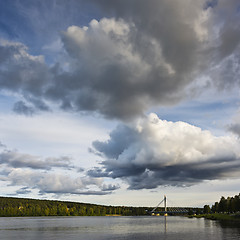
(0, 216, 240, 240)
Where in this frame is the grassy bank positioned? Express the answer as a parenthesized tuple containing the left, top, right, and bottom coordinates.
(190, 213, 240, 221)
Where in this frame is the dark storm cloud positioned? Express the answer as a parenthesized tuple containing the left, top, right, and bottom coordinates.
(0, 0, 239, 120)
(126, 157, 240, 190)
(89, 114, 240, 189)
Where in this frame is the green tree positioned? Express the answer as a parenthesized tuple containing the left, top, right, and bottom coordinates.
(203, 205, 211, 214)
(218, 197, 227, 213)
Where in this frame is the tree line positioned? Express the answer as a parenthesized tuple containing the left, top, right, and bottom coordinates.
(0, 196, 149, 217)
(2, 194, 238, 217)
(203, 193, 240, 214)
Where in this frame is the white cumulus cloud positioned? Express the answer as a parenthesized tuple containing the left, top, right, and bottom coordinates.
(90, 113, 240, 189)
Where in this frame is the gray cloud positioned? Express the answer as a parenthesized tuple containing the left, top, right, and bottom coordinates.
(59, 191, 112, 195)
(89, 113, 240, 189)
(126, 157, 240, 190)
(0, 141, 6, 148)
(227, 111, 240, 138)
(101, 184, 120, 192)
(93, 0, 240, 88)
(13, 99, 50, 116)
(0, 144, 119, 196)
(0, 0, 239, 120)
(40, 190, 112, 196)
(0, 41, 50, 93)
(6, 169, 114, 196)
(92, 125, 138, 159)
(13, 101, 35, 116)
(16, 187, 32, 195)
(228, 123, 240, 138)
(0, 150, 73, 170)
(77, 167, 85, 172)
(87, 167, 110, 178)
(0, 169, 10, 177)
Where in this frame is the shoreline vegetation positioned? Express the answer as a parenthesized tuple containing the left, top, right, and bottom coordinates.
(189, 213, 240, 221)
(0, 196, 150, 217)
(0, 196, 198, 217)
(188, 193, 240, 222)
(1, 193, 240, 221)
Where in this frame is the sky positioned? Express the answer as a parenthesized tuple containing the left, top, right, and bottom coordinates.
(0, 0, 240, 208)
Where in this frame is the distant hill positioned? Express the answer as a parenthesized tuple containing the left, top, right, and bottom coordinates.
(0, 196, 150, 217)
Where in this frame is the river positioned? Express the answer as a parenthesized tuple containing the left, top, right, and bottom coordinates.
(0, 216, 240, 240)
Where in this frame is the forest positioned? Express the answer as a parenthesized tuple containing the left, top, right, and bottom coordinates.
(203, 193, 240, 214)
(1, 193, 239, 217)
(0, 196, 150, 217)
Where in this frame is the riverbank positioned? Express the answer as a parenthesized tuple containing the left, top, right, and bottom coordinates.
(189, 213, 240, 221)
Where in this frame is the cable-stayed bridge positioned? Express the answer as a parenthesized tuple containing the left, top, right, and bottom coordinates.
(149, 195, 189, 216)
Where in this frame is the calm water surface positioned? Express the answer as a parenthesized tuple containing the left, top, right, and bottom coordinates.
(0, 216, 240, 240)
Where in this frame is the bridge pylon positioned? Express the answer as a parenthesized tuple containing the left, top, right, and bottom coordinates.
(164, 195, 167, 216)
(164, 195, 167, 212)
(150, 195, 188, 216)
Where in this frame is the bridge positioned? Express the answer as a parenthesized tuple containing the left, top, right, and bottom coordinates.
(149, 195, 188, 216)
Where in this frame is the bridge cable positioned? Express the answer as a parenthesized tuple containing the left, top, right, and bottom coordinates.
(151, 198, 165, 213)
